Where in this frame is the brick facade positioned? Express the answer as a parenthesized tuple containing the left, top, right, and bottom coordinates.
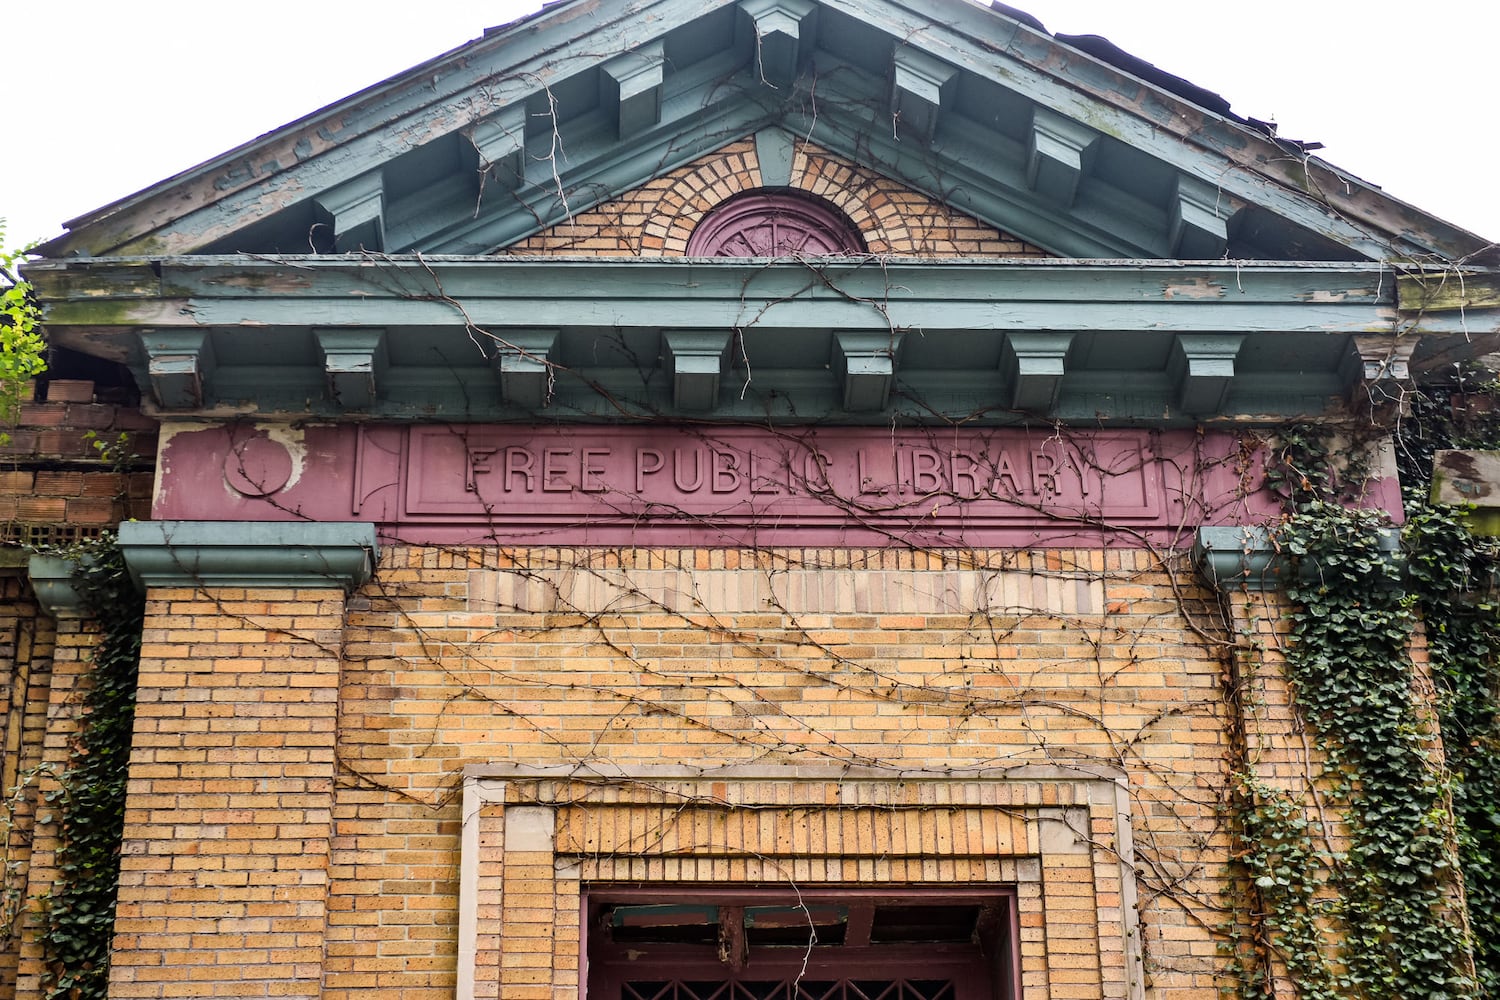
(0, 94, 1404, 1000)
(108, 587, 346, 998)
(500, 139, 1050, 258)
(87, 542, 1266, 999)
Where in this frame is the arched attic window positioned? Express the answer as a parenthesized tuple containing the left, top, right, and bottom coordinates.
(687, 190, 865, 257)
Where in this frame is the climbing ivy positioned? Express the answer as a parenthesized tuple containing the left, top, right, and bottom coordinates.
(1279, 501, 1475, 1000)
(1227, 773, 1340, 1000)
(1229, 377, 1500, 1000)
(1397, 371, 1500, 996)
(38, 539, 143, 1000)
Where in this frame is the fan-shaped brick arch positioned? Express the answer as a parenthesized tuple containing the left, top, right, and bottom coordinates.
(498, 139, 1049, 258)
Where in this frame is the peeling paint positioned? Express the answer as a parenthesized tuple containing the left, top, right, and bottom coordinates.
(207, 273, 316, 292)
(153, 422, 193, 512)
(1161, 277, 1224, 300)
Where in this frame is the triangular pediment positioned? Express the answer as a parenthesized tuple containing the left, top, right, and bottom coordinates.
(37, 0, 1489, 264)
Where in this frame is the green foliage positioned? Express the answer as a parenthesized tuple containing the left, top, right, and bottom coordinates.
(1395, 374, 1500, 996)
(0, 221, 48, 438)
(1405, 501, 1500, 997)
(1279, 502, 1476, 999)
(1234, 392, 1500, 999)
(1228, 775, 1341, 1000)
(37, 540, 143, 1000)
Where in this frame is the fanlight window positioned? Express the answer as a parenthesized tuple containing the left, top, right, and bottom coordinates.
(688, 192, 865, 257)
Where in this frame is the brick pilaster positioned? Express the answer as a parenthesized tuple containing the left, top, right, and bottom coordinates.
(109, 586, 347, 999)
(108, 522, 375, 999)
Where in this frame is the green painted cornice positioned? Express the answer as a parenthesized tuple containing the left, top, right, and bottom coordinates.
(30, 0, 1489, 264)
(32, 255, 1492, 425)
(118, 521, 378, 593)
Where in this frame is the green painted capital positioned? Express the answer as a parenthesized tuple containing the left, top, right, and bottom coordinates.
(27, 554, 94, 618)
(1193, 526, 1281, 592)
(118, 521, 378, 593)
(1195, 523, 1402, 592)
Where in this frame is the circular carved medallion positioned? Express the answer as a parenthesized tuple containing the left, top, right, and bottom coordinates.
(224, 434, 294, 497)
(687, 192, 864, 257)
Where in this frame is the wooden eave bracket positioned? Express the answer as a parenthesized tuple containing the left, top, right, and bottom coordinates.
(1002, 332, 1073, 412)
(834, 331, 903, 412)
(491, 330, 559, 410)
(1340, 333, 1419, 406)
(664, 331, 731, 412)
(739, 0, 817, 90)
(140, 330, 215, 410)
(1169, 334, 1245, 414)
(890, 47, 958, 143)
(1170, 175, 1240, 259)
(601, 41, 666, 139)
(465, 105, 526, 190)
(315, 170, 386, 253)
(1027, 108, 1098, 208)
(316, 328, 388, 410)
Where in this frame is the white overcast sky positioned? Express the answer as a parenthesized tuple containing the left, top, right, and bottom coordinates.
(3, 1, 1496, 252)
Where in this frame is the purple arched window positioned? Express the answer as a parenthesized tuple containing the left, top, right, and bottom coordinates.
(687, 191, 865, 257)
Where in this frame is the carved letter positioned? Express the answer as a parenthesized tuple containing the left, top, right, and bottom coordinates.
(505, 447, 536, 492)
(804, 451, 832, 493)
(949, 451, 981, 500)
(749, 451, 781, 495)
(911, 449, 943, 494)
(992, 450, 1022, 496)
(674, 448, 705, 492)
(581, 448, 609, 493)
(712, 450, 742, 494)
(636, 448, 664, 492)
(466, 447, 497, 493)
(1065, 447, 1093, 497)
(857, 449, 889, 495)
(543, 448, 574, 492)
(1031, 449, 1059, 498)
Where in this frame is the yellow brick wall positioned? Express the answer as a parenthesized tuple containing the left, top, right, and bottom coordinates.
(0, 576, 55, 999)
(12, 613, 107, 1000)
(499, 139, 1050, 257)
(109, 588, 346, 999)
(105, 544, 1336, 1000)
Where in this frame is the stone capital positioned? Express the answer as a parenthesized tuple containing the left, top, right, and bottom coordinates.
(118, 520, 378, 592)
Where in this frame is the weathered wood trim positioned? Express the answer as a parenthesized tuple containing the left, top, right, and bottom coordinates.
(739, 0, 817, 90)
(491, 330, 560, 410)
(38, 0, 1488, 262)
(890, 46, 958, 143)
(316, 328, 388, 410)
(834, 331, 903, 411)
(665, 331, 732, 411)
(1169, 334, 1244, 415)
(600, 40, 666, 138)
(117, 520, 378, 592)
(1027, 107, 1098, 208)
(1003, 332, 1072, 413)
